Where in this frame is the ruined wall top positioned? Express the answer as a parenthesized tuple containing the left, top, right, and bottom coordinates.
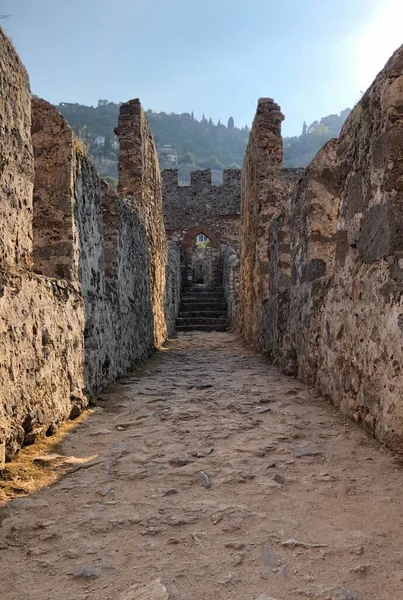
(162, 168, 242, 251)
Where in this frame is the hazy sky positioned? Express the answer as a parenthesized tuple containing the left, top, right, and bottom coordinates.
(2, 0, 402, 136)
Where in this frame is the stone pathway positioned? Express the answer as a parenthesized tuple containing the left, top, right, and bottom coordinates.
(1, 332, 403, 600)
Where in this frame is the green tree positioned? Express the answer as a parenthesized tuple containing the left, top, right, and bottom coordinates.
(178, 152, 195, 166)
(103, 175, 118, 189)
(228, 116, 235, 129)
(199, 156, 224, 170)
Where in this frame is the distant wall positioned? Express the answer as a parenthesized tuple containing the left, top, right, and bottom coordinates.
(162, 168, 241, 284)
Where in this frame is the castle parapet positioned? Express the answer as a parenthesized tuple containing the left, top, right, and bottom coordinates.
(190, 169, 212, 187)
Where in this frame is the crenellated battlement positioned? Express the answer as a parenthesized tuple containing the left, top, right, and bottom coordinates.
(162, 167, 242, 238)
(162, 168, 241, 190)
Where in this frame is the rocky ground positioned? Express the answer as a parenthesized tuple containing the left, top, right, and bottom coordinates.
(1, 332, 403, 600)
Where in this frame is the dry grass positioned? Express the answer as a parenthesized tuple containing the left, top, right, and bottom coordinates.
(73, 136, 87, 157)
(0, 410, 91, 507)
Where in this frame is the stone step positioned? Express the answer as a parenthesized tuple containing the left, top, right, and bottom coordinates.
(178, 310, 228, 318)
(176, 324, 230, 332)
(179, 302, 227, 312)
(176, 317, 229, 326)
(182, 288, 224, 294)
(181, 294, 225, 302)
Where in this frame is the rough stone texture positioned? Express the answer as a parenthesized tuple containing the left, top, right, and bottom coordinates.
(238, 98, 286, 351)
(0, 43, 86, 460)
(164, 242, 181, 336)
(162, 168, 241, 284)
(116, 579, 169, 600)
(0, 29, 34, 269)
(31, 98, 79, 281)
(0, 272, 85, 460)
(309, 46, 403, 449)
(287, 140, 340, 380)
(222, 246, 239, 327)
(115, 99, 168, 348)
(237, 46, 403, 450)
(0, 31, 180, 460)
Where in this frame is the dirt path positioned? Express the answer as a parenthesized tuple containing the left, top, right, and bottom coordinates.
(1, 332, 403, 600)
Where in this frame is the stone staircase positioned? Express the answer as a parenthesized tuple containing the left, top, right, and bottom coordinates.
(176, 284, 229, 332)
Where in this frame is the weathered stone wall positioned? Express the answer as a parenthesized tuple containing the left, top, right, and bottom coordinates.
(223, 246, 239, 327)
(116, 100, 169, 348)
(0, 32, 86, 462)
(287, 140, 340, 380)
(0, 272, 86, 461)
(31, 98, 79, 281)
(0, 30, 180, 461)
(237, 46, 403, 450)
(0, 29, 33, 269)
(309, 47, 403, 449)
(238, 98, 286, 351)
(164, 242, 181, 336)
(162, 168, 241, 285)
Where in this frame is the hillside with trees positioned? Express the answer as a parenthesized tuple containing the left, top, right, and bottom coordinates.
(57, 100, 351, 183)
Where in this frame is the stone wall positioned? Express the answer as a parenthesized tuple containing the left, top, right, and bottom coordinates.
(308, 46, 403, 449)
(237, 46, 403, 450)
(31, 98, 79, 281)
(237, 98, 286, 351)
(287, 140, 340, 380)
(115, 100, 169, 348)
(0, 29, 33, 269)
(0, 29, 180, 462)
(162, 168, 241, 284)
(0, 31, 86, 462)
(222, 246, 239, 327)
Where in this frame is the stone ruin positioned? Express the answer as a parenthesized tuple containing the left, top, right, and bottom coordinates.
(229, 45, 403, 452)
(2, 24, 403, 462)
(0, 28, 180, 463)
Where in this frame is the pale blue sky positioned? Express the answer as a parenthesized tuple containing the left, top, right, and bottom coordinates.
(2, 0, 402, 135)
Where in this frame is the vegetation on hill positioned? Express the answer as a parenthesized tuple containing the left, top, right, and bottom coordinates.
(283, 108, 351, 167)
(57, 100, 351, 180)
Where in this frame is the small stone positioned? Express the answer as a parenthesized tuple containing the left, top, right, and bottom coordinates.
(89, 429, 113, 436)
(332, 591, 359, 600)
(225, 541, 245, 550)
(231, 552, 245, 566)
(162, 488, 178, 496)
(169, 458, 188, 467)
(349, 564, 371, 575)
(74, 567, 100, 578)
(115, 579, 169, 599)
(0, 539, 8, 550)
(272, 473, 285, 485)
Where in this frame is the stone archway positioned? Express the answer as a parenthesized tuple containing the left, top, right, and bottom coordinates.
(180, 224, 222, 286)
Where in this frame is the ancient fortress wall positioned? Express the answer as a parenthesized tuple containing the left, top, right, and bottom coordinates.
(162, 168, 241, 241)
(162, 168, 241, 283)
(236, 45, 403, 450)
(115, 100, 170, 348)
(0, 29, 179, 462)
(237, 99, 286, 350)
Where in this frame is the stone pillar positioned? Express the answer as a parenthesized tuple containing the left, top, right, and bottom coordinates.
(238, 98, 285, 349)
(115, 99, 168, 347)
(31, 98, 79, 281)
